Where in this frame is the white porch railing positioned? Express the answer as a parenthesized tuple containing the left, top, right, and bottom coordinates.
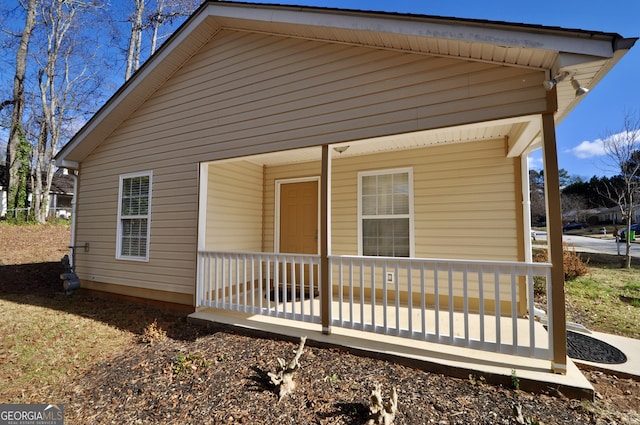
(329, 255, 553, 360)
(197, 251, 322, 324)
(196, 251, 553, 361)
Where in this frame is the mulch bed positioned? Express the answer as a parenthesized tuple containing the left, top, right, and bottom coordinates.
(3, 224, 640, 424)
(65, 323, 602, 425)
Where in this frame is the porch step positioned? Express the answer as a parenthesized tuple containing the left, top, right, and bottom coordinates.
(188, 308, 594, 400)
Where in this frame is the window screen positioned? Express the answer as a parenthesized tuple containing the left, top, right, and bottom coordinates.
(117, 172, 151, 260)
(360, 170, 411, 257)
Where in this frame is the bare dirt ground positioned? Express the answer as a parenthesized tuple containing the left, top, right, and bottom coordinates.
(1, 223, 639, 424)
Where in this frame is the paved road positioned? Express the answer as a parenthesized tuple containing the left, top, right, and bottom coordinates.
(534, 231, 640, 258)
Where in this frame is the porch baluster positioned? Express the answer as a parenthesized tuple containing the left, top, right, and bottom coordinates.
(420, 263, 426, 339)
(394, 263, 400, 336)
(463, 266, 469, 345)
(433, 264, 440, 339)
(478, 268, 485, 346)
(407, 262, 413, 335)
(527, 267, 536, 352)
(448, 265, 454, 342)
(494, 269, 501, 351)
(511, 269, 518, 354)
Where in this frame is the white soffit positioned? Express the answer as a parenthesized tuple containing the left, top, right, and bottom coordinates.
(206, 3, 617, 70)
(239, 116, 538, 167)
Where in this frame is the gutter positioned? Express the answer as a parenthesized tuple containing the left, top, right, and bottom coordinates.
(69, 170, 78, 268)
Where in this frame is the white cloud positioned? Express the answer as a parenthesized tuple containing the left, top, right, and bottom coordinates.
(527, 155, 543, 170)
(567, 129, 640, 160)
(568, 139, 606, 159)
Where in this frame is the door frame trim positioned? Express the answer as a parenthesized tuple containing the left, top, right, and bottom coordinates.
(275, 176, 321, 254)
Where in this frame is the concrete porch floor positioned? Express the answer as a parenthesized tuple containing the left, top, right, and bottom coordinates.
(189, 306, 594, 399)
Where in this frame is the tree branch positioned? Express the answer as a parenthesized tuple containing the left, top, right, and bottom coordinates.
(0, 99, 15, 112)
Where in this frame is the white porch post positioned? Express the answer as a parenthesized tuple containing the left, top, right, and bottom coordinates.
(541, 105, 567, 374)
(321, 145, 332, 334)
(196, 162, 209, 307)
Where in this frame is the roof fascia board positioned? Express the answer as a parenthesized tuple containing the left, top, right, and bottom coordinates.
(507, 116, 542, 158)
(554, 46, 634, 125)
(56, 159, 80, 170)
(557, 52, 609, 69)
(208, 3, 617, 59)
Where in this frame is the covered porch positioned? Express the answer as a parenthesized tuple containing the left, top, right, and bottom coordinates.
(194, 113, 568, 374)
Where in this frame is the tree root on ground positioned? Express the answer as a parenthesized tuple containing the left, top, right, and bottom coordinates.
(267, 336, 307, 401)
(366, 383, 398, 425)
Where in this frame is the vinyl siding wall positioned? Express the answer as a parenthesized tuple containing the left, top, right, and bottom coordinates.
(206, 161, 263, 251)
(73, 28, 544, 304)
(330, 139, 520, 306)
(251, 138, 517, 261)
(209, 138, 518, 306)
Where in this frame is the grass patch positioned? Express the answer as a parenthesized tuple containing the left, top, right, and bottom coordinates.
(565, 258, 640, 339)
(532, 248, 640, 339)
(0, 297, 131, 402)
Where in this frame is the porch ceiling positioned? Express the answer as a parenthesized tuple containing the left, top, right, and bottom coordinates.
(240, 115, 538, 167)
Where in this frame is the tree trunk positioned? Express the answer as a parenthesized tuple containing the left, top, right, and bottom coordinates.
(625, 193, 633, 269)
(33, 122, 47, 223)
(6, 0, 38, 216)
(125, 0, 145, 80)
(149, 0, 165, 55)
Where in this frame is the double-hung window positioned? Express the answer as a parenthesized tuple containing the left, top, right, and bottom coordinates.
(359, 168, 413, 257)
(117, 171, 152, 261)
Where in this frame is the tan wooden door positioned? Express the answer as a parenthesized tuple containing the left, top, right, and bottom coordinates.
(279, 180, 318, 255)
(277, 180, 318, 298)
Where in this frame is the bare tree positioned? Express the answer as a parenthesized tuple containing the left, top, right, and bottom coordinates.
(560, 193, 587, 223)
(4, 0, 38, 219)
(529, 169, 546, 224)
(124, 0, 199, 81)
(600, 111, 640, 268)
(30, 0, 107, 222)
(148, 0, 199, 55)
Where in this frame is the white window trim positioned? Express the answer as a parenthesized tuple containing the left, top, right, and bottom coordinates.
(116, 170, 153, 262)
(357, 167, 415, 257)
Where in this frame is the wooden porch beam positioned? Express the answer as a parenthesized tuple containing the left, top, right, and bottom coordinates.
(321, 144, 331, 334)
(541, 98, 567, 374)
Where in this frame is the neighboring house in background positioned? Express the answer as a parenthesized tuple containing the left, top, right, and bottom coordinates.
(595, 205, 640, 225)
(54, 1, 635, 382)
(48, 168, 74, 219)
(0, 164, 74, 219)
(596, 206, 623, 224)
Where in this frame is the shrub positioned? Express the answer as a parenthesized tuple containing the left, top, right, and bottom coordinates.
(173, 352, 210, 375)
(532, 244, 589, 281)
(140, 320, 167, 345)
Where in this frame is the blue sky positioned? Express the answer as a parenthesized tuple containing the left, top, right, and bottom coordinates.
(247, 0, 639, 180)
(2, 0, 636, 180)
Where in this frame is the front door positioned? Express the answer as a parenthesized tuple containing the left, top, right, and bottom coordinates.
(277, 180, 318, 299)
(279, 180, 318, 255)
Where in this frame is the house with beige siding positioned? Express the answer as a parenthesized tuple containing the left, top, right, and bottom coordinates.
(55, 1, 635, 382)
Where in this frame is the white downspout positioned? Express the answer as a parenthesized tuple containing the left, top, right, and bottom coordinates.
(69, 170, 78, 268)
(522, 151, 533, 263)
